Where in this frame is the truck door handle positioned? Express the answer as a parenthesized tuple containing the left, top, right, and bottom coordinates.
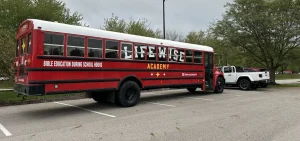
(228, 74, 231, 76)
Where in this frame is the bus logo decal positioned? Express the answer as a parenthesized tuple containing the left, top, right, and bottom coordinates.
(147, 63, 169, 70)
(43, 60, 102, 68)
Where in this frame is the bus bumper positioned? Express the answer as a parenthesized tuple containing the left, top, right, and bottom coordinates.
(14, 84, 45, 96)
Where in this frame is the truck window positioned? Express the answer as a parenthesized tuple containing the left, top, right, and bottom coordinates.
(223, 67, 232, 73)
(232, 67, 236, 72)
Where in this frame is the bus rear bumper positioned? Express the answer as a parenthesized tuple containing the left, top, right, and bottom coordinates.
(14, 84, 45, 96)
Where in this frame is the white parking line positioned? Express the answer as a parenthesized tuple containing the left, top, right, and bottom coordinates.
(144, 101, 176, 107)
(54, 102, 116, 118)
(187, 97, 215, 101)
(0, 123, 12, 136)
(235, 95, 243, 97)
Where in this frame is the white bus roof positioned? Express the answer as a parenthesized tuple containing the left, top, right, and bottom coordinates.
(27, 19, 214, 52)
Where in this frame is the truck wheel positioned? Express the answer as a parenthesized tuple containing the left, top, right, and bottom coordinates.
(214, 77, 225, 93)
(115, 81, 140, 107)
(238, 79, 251, 90)
(187, 88, 197, 92)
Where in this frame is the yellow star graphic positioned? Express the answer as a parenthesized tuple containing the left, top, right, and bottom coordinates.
(156, 72, 160, 77)
(21, 41, 26, 52)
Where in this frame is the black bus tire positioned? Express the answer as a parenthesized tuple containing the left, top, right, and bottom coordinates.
(116, 81, 140, 107)
(214, 77, 225, 93)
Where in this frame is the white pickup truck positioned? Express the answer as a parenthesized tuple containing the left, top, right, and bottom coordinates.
(219, 66, 271, 90)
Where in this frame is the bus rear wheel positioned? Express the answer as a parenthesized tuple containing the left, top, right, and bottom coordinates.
(116, 81, 140, 107)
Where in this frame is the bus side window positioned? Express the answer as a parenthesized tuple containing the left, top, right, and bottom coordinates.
(67, 36, 84, 57)
(134, 44, 147, 60)
(177, 48, 185, 63)
(105, 40, 119, 59)
(44, 33, 64, 56)
(169, 47, 184, 62)
(157, 46, 167, 62)
(121, 42, 133, 60)
(194, 51, 202, 64)
(88, 38, 102, 58)
(147, 46, 156, 61)
(186, 50, 193, 63)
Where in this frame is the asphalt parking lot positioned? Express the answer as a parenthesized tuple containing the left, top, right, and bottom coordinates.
(1, 87, 300, 141)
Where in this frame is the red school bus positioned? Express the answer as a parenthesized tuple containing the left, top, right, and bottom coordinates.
(13, 19, 225, 107)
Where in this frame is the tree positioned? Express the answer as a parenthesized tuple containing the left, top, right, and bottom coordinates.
(127, 18, 159, 38)
(0, 0, 84, 82)
(165, 30, 184, 42)
(101, 13, 127, 33)
(184, 31, 208, 45)
(211, 0, 300, 83)
(0, 29, 15, 85)
(281, 49, 300, 73)
(101, 14, 161, 38)
(0, 0, 84, 32)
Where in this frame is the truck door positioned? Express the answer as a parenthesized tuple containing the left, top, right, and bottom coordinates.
(204, 52, 213, 90)
(223, 66, 236, 84)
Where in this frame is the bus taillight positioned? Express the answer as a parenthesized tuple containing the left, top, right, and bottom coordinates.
(25, 59, 31, 66)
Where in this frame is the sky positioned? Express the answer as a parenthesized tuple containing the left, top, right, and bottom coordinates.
(61, 0, 233, 36)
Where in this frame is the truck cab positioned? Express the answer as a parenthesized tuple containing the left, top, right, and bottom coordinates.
(220, 66, 271, 90)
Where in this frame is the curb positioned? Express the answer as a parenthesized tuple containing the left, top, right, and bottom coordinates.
(0, 89, 13, 92)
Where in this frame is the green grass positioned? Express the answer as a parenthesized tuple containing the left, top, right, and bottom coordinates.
(269, 83, 300, 88)
(0, 91, 85, 106)
(0, 80, 86, 106)
(0, 80, 12, 89)
(275, 74, 300, 80)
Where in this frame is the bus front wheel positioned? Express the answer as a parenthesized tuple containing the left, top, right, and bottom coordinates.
(214, 77, 225, 93)
(116, 81, 141, 107)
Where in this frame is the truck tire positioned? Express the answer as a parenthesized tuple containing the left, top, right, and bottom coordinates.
(214, 77, 225, 93)
(238, 79, 251, 90)
(187, 88, 197, 92)
(115, 81, 140, 107)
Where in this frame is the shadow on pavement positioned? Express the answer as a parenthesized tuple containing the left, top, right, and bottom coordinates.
(17, 90, 220, 119)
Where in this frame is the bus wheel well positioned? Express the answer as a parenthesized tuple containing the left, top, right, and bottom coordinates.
(217, 75, 225, 81)
(117, 76, 142, 90)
